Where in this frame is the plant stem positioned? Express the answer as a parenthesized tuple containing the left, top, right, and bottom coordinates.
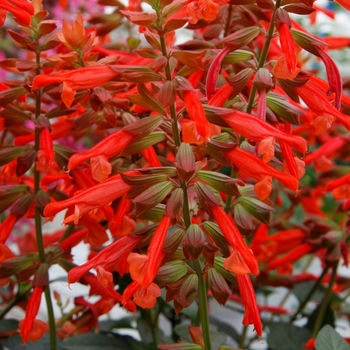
(246, 0, 282, 114)
(159, 33, 212, 350)
(224, 4, 233, 37)
(311, 262, 338, 339)
(34, 47, 57, 350)
(149, 307, 160, 346)
(238, 325, 248, 349)
(193, 260, 212, 350)
(291, 266, 329, 322)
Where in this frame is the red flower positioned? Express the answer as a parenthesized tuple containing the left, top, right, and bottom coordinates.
(20, 286, 44, 344)
(267, 243, 314, 273)
(183, 90, 211, 144)
(296, 82, 350, 130)
(0, 214, 18, 244)
(36, 128, 55, 172)
(68, 234, 143, 284)
(142, 215, 171, 288)
(211, 205, 259, 275)
(224, 147, 299, 198)
(68, 130, 136, 170)
(278, 22, 297, 73)
(32, 66, 118, 108)
(236, 275, 262, 336)
(316, 47, 342, 110)
(0, 0, 34, 27)
(219, 110, 307, 152)
(43, 173, 132, 223)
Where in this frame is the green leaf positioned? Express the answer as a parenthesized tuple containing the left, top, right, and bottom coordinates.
(7, 334, 61, 350)
(0, 319, 18, 332)
(58, 333, 143, 350)
(121, 131, 165, 156)
(292, 281, 325, 305)
(315, 325, 350, 350)
(99, 317, 134, 332)
(267, 322, 311, 350)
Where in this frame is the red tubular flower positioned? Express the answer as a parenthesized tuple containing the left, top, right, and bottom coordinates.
(142, 215, 171, 288)
(68, 130, 136, 170)
(278, 22, 297, 73)
(236, 275, 262, 336)
(59, 228, 88, 251)
(68, 234, 143, 283)
(322, 36, 350, 50)
(20, 286, 44, 344)
(183, 90, 210, 143)
(207, 83, 234, 107)
(32, 66, 119, 107)
(37, 128, 55, 171)
(43, 173, 132, 223)
(267, 243, 314, 271)
(219, 110, 307, 152)
(325, 173, 350, 192)
(225, 147, 299, 191)
(109, 198, 135, 237)
(141, 146, 162, 167)
(336, 0, 350, 11)
(308, 75, 350, 107)
(295, 82, 350, 130)
(316, 47, 342, 110)
(304, 136, 346, 165)
(0, 0, 34, 27)
(122, 281, 161, 309)
(211, 205, 259, 275)
(0, 214, 18, 244)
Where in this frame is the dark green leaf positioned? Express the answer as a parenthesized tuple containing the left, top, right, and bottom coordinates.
(0, 319, 18, 332)
(267, 322, 311, 350)
(315, 325, 350, 350)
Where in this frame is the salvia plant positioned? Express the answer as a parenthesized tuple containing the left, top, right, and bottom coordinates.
(0, 0, 350, 349)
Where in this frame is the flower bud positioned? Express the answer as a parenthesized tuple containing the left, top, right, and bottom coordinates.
(183, 224, 206, 260)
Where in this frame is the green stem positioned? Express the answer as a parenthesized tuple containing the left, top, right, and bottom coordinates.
(159, 33, 212, 350)
(224, 4, 233, 37)
(246, 0, 282, 114)
(34, 47, 57, 350)
(59, 224, 75, 243)
(193, 260, 212, 350)
(238, 325, 248, 349)
(311, 262, 338, 339)
(149, 307, 160, 346)
(291, 266, 329, 322)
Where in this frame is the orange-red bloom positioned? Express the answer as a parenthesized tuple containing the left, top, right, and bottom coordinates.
(219, 110, 307, 152)
(20, 286, 44, 344)
(278, 22, 297, 73)
(36, 128, 55, 172)
(296, 82, 350, 130)
(224, 147, 299, 198)
(0, 0, 34, 27)
(211, 205, 259, 275)
(142, 215, 171, 288)
(183, 90, 211, 144)
(236, 275, 262, 336)
(44, 173, 132, 223)
(32, 66, 118, 108)
(68, 130, 136, 170)
(68, 234, 143, 284)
